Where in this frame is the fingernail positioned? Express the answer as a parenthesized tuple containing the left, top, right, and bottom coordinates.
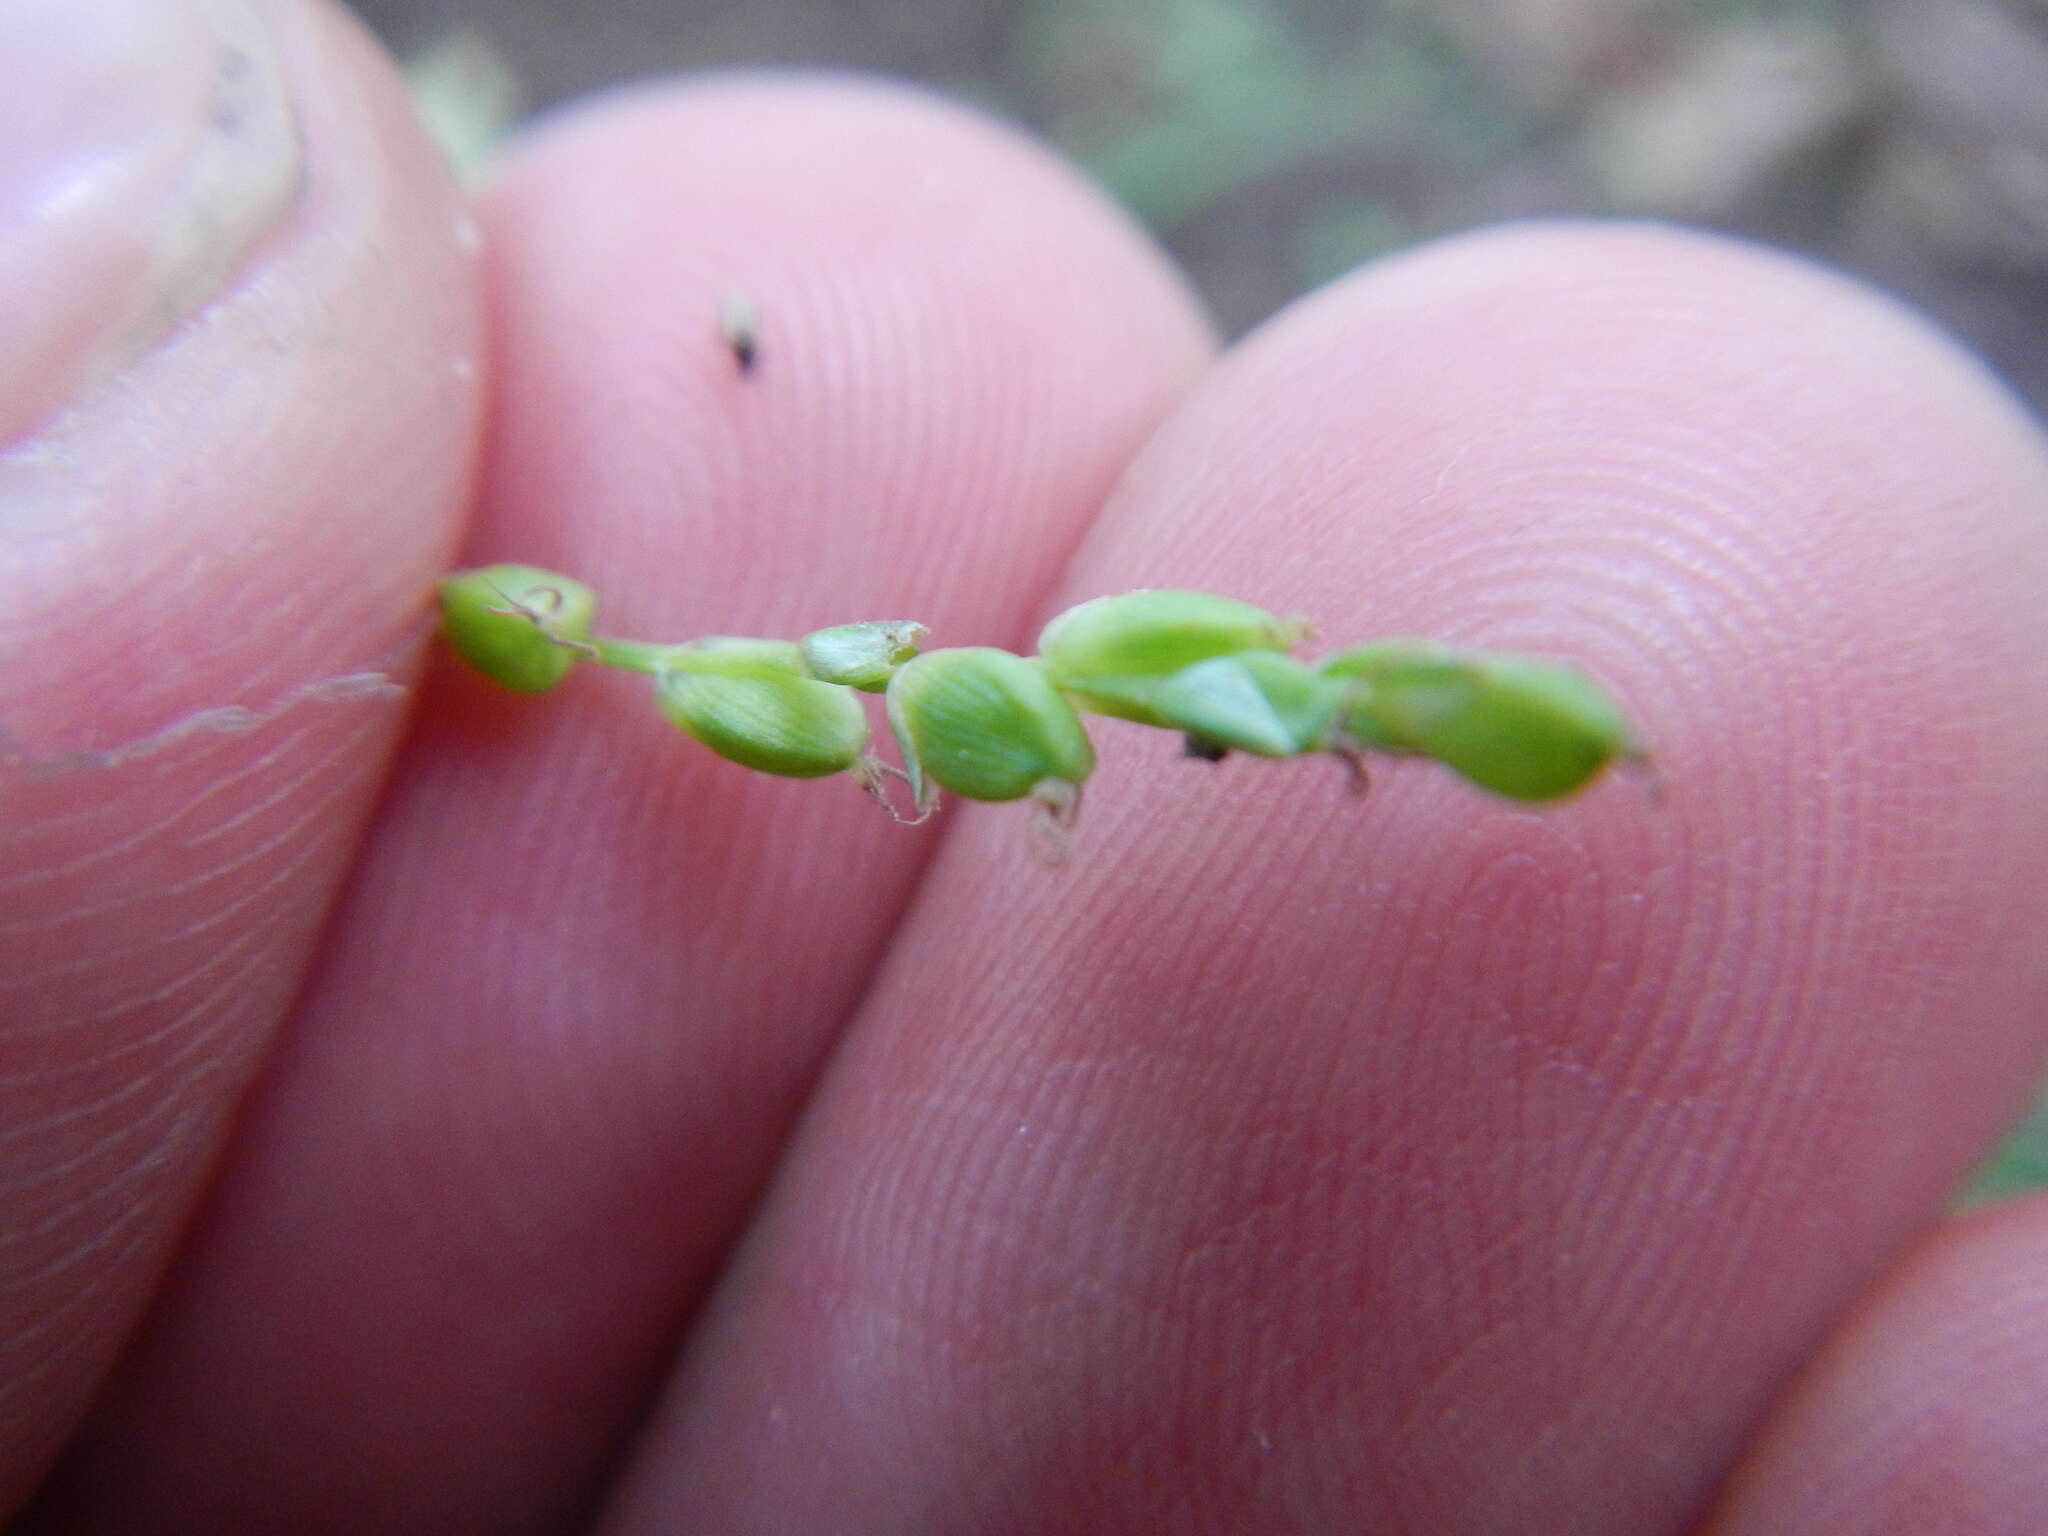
(0, 0, 300, 448)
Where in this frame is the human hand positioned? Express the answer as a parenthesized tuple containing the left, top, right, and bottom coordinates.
(8, 4, 2048, 1531)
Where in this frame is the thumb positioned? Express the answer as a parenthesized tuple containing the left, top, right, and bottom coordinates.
(0, 0, 479, 1507)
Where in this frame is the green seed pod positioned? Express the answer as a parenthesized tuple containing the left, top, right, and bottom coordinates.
(1321, 641, 1636, 800)
(799, 620, 930, 691)
(1146, 651, 1342, 758)
(656, 641, 868, 779)
(1038, 590, 1303, 724)
(438, 564, 596, 693)
(886, 647, 1095, 806)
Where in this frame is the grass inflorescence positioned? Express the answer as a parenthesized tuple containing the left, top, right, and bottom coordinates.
(439, 564, 1647, 861)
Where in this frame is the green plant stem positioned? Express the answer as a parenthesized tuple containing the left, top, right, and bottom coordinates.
(588, 637, 682, 675)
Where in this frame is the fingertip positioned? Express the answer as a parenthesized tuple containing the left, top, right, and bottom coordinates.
(1058, 218, 2048, 1105)
(1709, 1193, 2048, 1536)
(4, 0, 484, 756)
(469, 69, 1214, 640)
(1, 0, 481, 1510)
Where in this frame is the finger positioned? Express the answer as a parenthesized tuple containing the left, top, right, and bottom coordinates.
(1707, 1193, 2048, 1535)
(28, 77, 1212, 1531)
(607, 223, 2048, 1533)
(0, 0, 480, 1508)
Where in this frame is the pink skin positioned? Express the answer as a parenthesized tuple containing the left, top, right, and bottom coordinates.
(8, 4, 2048, 1531)
(1709, 1192, 2048, 1534)
(0, 0, 481, 1511)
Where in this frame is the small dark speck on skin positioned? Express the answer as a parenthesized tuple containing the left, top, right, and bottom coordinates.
(1182, 734, 1230, 763)
(719, 290, 760, 375)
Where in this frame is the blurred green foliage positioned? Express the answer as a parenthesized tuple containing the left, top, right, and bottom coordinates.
(1012, 0, 1516, 292)
(1963, 1090, 2048, 1206)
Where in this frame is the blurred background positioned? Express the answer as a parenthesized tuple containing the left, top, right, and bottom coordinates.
(343, 0, 2048, 1196)
(352, 0, 2048, 406)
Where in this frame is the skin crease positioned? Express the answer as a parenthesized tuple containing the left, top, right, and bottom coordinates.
(9, 7, 2048, 1534)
